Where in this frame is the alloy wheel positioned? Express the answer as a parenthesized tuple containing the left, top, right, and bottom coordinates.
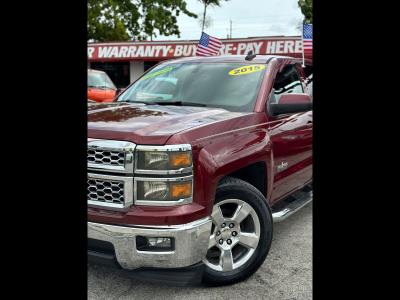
(203, 199, 261, 272)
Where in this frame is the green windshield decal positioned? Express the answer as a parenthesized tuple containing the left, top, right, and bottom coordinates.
(141, 66, 174, 80)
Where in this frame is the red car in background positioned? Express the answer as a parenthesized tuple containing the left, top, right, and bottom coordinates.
(88, 69, 117, 102)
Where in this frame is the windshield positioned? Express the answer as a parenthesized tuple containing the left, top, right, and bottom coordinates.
(88, 71, 116, 89)
(118, 62, 266, 112)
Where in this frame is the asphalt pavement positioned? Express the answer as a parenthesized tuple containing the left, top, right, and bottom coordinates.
(88, 203, 312, 300)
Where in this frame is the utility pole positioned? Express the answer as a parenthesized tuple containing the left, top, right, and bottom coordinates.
(229, 20, 232, 39)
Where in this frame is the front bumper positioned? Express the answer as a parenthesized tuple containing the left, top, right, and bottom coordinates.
(88, 217, 212, 270)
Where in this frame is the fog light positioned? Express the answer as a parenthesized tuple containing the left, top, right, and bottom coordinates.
(136, 236, 174, 251)
(147, 237, 172, 248)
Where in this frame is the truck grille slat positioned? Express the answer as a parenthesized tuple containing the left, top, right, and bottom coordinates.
(87, 149, 125, 167)
(87, 173, 134, 209)
(87, 139, 136, 174)
(87, 178, 125, 204)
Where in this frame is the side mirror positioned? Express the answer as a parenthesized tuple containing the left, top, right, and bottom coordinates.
(268, 93, 312, 116)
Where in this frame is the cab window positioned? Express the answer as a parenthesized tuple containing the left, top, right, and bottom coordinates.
(270, 64, 304, 103)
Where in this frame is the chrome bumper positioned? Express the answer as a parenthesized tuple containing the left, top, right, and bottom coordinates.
(88, 217, 212, 270)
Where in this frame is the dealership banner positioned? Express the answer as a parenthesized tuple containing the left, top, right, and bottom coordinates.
(88, 37, 311, 61)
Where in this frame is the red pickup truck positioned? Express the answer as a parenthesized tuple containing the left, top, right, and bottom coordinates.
(88, 55, 312, 286)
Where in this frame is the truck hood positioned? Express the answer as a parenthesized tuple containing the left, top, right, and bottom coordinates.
(88, 102, 246, 144)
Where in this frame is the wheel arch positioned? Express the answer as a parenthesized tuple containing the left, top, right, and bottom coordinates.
(218, 161, 268, 198)
(195, 140, 274, 214)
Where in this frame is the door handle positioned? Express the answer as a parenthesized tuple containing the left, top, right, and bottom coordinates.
(306, 121, 313, 128)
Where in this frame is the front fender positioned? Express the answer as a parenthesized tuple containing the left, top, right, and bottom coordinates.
(192, 126, 274, 216)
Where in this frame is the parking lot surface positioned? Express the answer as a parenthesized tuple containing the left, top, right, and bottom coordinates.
(88, 203, 312, 300)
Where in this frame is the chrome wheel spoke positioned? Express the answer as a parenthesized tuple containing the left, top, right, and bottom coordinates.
(220, 249, 234, 271)
(211, 206, 225, 225)
(203, 199, 261, 273)
(232, 202, 252, 224)
(239, 232, 259, 249)
(209, 234, 217, 249)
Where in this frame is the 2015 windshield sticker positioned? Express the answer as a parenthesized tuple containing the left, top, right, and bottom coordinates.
(141, 66, 174, 80)
(229, 64, 266, 76)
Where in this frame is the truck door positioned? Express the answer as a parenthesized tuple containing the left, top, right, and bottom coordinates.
(267, 63, 313, 205)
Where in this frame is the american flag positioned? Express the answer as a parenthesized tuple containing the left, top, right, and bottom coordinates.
(303, 23, 313, 53)
(196, 32, 222, 56)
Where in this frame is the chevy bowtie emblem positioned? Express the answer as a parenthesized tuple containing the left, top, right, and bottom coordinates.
(277, 161, 288, 172)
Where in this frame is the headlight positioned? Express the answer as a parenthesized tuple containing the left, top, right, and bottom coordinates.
(135, 144, 192, 174)
(135, 176, 193, 205)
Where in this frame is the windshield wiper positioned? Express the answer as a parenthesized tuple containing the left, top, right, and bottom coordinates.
(153, 101, 207, 107)
(119, 100, 207, 107)
(119, 100, 158, 105)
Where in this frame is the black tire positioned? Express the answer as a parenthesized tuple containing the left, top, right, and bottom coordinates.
(202, 177, 273, 286)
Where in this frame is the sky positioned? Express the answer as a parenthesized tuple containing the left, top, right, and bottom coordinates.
(154, 0, 304, 41)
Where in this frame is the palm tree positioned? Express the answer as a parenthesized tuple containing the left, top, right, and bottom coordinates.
(198, 0, 229, 32)
(198, 14, 213, 31)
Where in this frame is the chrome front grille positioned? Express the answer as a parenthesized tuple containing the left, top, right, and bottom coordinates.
(88, 139, 136, 173)
(87, 149, 125, 166)
(88, 178, 124, 204)
(88, 173, 134, 209)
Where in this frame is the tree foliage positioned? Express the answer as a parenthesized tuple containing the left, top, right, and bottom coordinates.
(298, 0, 312, 23)
(88, 0, 197, 42)
(197, 13, 213, 30)
(197, 0, 229, 32)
